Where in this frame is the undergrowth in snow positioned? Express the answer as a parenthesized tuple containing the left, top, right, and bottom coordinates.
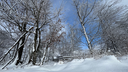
(0, 55, 128, 72)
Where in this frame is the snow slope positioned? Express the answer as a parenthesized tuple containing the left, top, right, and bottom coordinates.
(0, 55, 128, 72)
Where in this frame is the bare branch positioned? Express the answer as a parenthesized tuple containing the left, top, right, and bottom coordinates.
(0, 27, 33, 62)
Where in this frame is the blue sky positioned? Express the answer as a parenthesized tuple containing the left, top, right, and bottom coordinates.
(51, 0, 77, 24)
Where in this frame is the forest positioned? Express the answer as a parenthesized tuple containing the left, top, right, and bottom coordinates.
(0, 0, 128, 70)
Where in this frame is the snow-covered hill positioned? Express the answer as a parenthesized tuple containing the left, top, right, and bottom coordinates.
(0, 55, 128, 72)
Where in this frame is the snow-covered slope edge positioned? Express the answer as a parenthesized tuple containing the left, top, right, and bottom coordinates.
(0, 55, 128, 72)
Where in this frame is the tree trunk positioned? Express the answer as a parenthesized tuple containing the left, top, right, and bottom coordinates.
(41, 43, 49, 65)
(82, 24, 93, 55)
(28, 27, 40, 65)
(32, 51, 37, 65)
(32, 27, 39, 65)
(16, 24, 26, 65)
(15, 36, 25, 65)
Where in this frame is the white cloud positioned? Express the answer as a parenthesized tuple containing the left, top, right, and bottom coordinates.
(120, 0, 128, 6)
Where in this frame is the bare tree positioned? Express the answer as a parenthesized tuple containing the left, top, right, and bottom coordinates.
(25, 0, 63, 65)
(68, 24, 82, 55)
(73, 0, 97, 55)
(96, 0, 128, 55)
(0, 0, 63, 67)
(0, 0, 33, 65)
(40, 17, 65, 65)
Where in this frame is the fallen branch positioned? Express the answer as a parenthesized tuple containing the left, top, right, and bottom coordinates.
(1, 46, 18, 69)
(1, 31, 32, 69)
(0, 27, 33, 62)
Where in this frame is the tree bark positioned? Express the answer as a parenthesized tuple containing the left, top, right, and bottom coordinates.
(41, 43, 49, 65)
(16, 24, 26, 65)
(82, 24, 93, 55)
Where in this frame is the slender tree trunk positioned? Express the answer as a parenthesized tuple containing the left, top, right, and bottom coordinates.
(28, 52, 33, 64)
(81, 24, 93, 55)
(41, 43, 49, 65)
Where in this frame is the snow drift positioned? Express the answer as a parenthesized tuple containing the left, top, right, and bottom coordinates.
(0, 55, 128, 72)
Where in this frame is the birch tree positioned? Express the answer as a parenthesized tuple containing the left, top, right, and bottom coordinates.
(73, 0, 97, 55)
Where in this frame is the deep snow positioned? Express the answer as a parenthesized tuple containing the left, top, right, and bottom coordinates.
(0, 55, 128, 72)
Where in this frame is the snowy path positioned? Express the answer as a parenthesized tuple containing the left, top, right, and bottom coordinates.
(0, 55, 128, 72)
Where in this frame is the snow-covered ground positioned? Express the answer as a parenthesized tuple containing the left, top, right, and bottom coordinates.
(0, 55, 128, 72)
